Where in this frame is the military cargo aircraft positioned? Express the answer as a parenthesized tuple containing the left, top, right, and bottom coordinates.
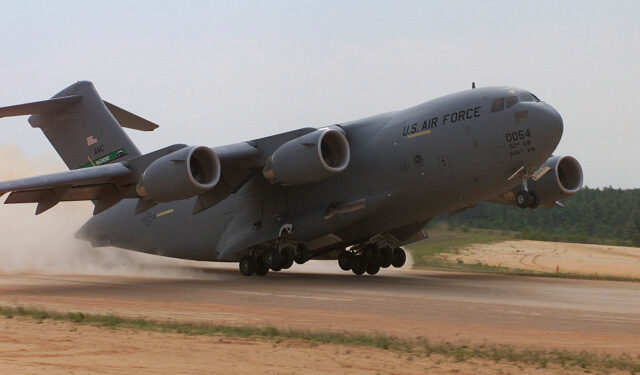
(0, 81, 582, 276)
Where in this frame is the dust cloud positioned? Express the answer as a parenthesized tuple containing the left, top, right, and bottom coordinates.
(0, 145, 218, 278)
(0, 145, 413, 278)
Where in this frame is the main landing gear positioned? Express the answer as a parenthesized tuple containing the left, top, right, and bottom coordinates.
(239, 242, 303, 276)
(338, 245, 406, 276)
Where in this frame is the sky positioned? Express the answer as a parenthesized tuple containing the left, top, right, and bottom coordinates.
(0, 0, 638, 188)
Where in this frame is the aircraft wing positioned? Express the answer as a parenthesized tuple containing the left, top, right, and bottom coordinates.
(0, 163, 133, 215)
(0, 128, 319, 216)
(191, 128, 316, 214)
(0, 80, 320, 216)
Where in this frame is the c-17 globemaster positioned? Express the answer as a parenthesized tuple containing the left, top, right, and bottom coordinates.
(0, 81, 582, 276)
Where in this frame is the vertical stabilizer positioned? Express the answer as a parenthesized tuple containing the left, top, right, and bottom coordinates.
(27, 81, 141, 170)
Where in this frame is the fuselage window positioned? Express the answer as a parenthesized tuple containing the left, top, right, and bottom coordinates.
(491, 97, 505, 112)
(506, 95, 519, 108)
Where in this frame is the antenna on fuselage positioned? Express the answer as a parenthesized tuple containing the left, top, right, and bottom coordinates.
(472, 82, 476, 89)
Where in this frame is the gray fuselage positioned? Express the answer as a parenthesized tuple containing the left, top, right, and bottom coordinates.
(79, 86, 563, 261)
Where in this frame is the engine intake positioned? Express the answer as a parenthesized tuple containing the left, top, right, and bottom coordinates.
(137, 146, 221, 202)
(530, 155, 583, 206)
(263, 128, 350, 185)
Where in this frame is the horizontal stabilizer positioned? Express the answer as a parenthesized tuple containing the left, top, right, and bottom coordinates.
(0, 95, 81, 118)
(0, 92, 158, 132)
(104, 101, 159, 131)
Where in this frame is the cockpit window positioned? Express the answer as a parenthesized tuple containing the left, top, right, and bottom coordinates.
(506, 95, 519, 108)
(519, 93, 540, 103)
(491, 97, 505, 112)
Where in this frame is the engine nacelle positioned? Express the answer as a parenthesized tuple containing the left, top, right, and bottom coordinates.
(529, 155, 583, 206)
(263, 128, 350, 185)
(136, 146, 221, 202)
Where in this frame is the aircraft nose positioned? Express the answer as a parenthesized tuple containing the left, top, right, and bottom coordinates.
(536, 103, 563, 151)
(547, 104, 563, 139)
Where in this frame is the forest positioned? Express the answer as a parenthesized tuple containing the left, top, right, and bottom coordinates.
(442, 187, 640, 247)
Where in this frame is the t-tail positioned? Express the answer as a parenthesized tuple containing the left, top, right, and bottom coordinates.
(0, 81, 158, 170)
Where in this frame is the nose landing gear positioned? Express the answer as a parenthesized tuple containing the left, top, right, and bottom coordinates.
(516, 190, 539, 209)
(508, 166, 541, 210)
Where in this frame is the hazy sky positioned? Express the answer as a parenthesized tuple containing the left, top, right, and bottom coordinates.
(0, 1, 638, 188)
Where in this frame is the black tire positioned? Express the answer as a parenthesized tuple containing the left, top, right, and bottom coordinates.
(239, 255, 255, 276)
(263, 249, 282, 269)
(379, 247, 392, 268)
(281, 250, 294, 269)
(364, 244, 381, 264)
(516, 191, 531, 209)
(528, 191, 540, 209)
(338, 251, 353, 271)
(391, 248, 406, 268)
(254, 258, 269, 276)
(294, 245, 309, 264)
(366, 262, 380, 275)
(351, 255, 367, 275)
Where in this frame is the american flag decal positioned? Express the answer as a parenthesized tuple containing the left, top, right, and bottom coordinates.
(86, 136, 98, 146)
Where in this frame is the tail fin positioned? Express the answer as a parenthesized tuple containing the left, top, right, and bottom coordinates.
(0, 81, 158, 170)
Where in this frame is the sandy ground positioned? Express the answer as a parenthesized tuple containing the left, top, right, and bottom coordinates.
(442, 240, 640, 278)
(0, 317, 631, 375)
(1, 268, 639, 356)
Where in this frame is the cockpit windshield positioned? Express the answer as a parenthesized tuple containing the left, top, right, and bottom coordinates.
(491, 91, 540, 113)
(519, 92, 540, 103)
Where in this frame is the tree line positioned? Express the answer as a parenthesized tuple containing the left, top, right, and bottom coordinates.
(442, 187, 640, 247)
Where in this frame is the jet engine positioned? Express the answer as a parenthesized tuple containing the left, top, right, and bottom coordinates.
(529, 155, 583, 206)
(136, 146, 221, 202)
(263, 128, 350, 185)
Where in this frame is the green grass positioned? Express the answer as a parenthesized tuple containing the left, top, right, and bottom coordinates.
(1, 305, 639, 373)
(405, 224, 640, 282)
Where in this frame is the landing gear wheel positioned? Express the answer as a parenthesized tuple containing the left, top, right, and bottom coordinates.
(239, 255, 255, 276)
(351, 255, 367, 275)
(528, 191, 539, 209)
(281, 250, 294, 269)
(366, 262, 380, 275)
(516, 191, 531, 209)
(338, 251, 353, 271)
(294, 245, 309, 264)
(364, 244, 381, 264)
(379, 247, 392, 268)
(271, 261, 283, 272)
(391, 248, 406, 268)
(254, 257, 269, 276)
(263, 249, 282, 269)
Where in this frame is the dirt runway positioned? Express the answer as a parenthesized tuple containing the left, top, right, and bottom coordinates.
(443, 240, 640, 278)
(1, 266, 639, 355)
